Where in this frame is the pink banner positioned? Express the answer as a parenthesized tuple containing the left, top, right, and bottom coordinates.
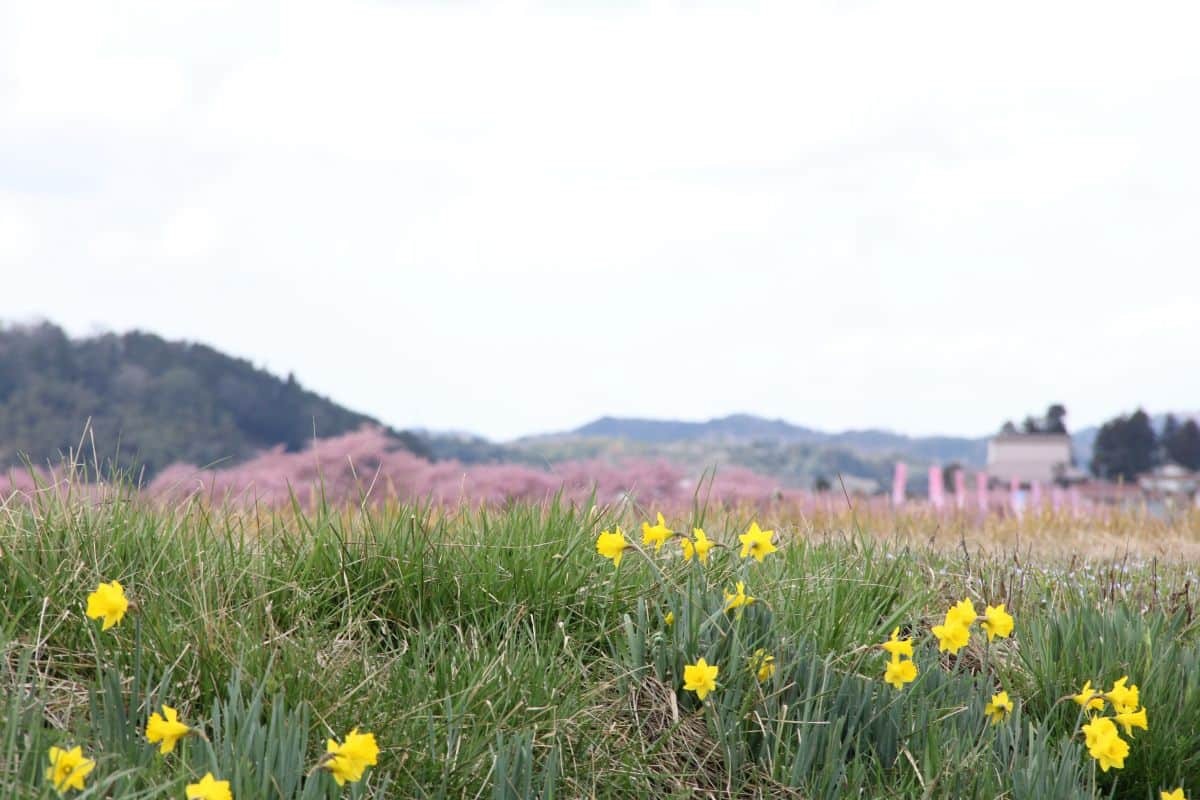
(892, 462, 907, 506)
(954, 469, 966, 509)
(976, 472, 988, 513)
(1030, 480, 1043, 510)
(1051, 487, 1064, 511)
(929, 465, 945, 509)
(1070, 486, 1082, 516)
(1009, 477, 1021, 514)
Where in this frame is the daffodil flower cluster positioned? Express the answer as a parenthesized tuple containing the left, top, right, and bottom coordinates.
(930, 598, 1013, 655)
(595, 515, 779, 705)
(1072, 675, 1149, 773)
(595, 515, 1181, 792)
(880, 599, 1018, 732)
(50, 581, 380, 797)
(881, 599, 1014, 693)
(143, 705, 239, 800)
(595, 516, 777, 573)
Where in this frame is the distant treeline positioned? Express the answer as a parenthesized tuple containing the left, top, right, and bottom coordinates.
(1090, 409, 1200, 481)
(0, 322, 428, 479)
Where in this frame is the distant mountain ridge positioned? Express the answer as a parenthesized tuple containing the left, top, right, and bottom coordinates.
(501, 413, 995, 493)
(6, 320, 1183, 493)
(0, 322, 428, 478)
(549, 413, 989, 465)
(535, 412, 1196, 486)
(571, 414, 824, 444)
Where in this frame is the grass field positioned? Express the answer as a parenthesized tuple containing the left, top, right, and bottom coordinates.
(2, 484, 1199, 798)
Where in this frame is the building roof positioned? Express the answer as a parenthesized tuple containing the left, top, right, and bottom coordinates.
(989, 432, 1072, 443)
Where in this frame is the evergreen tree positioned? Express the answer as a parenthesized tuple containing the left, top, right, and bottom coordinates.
(1045, 404, 1068, 434)
(1164, 418, 1200, 470)
(1090, 408, 1159, 481)
(1126, 409, 1158, 474)
(1161, 414, 1180, 464)
(1163, 413, 1180, 441)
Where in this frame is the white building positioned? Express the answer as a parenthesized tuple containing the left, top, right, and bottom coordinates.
(986, 433, 1076, 485)
(1139, 463, 1200, 497)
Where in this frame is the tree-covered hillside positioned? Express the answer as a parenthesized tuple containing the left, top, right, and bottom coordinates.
(0, 322, 428, 478)
(554, 414, 988, 466)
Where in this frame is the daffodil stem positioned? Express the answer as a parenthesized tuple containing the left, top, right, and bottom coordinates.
(307, 752, 334, 778)
(133, 614, 143, 720)
(622, 539, 678, 593)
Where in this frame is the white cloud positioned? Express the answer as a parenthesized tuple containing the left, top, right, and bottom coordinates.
(88, 230, 144, 270)
(0, 1, 1198, 439)
(160, 208, 222, 264)
(0, 204, 37, 265)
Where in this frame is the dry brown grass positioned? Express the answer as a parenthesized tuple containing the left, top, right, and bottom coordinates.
(761, 505, 1200, 561)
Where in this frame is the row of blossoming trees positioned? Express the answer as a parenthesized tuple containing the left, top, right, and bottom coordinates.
(0, 428, 1139, 518)
(3, 429, 782, 508)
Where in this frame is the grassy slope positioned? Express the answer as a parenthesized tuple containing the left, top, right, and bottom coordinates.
(2, 489, 1198, 798)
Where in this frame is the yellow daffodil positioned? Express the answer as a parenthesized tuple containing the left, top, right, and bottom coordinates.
(683, 657, 719, 700)
(1105, 676, 1140, 714)
(1161, 789, 1186, 800)
(86, 580, 129, 630)
(932, 621, 970, 655)
(1082, 716, 1129, 772)
(723, 581, 755, 611)
(186, 772, 233, 800)
(984, 690, 1013, 724)
(738, 522, 777, 563)
(1113, 706, 1148, 737)
(981, 604, 1014, 641)
(680, 528, 713, 563)
(664, 611, 675, 627)
(45, 746, 95, 793)
(641, 513, 672, 551)
(1093, 733, 1129, 772)
(146, 705, 191, 755)
(595, 528, 628, 567)
(881, 627, 913, 660)
(945, 598, 977, 629)
(883, 656, 918, 690)
(751, 649, 776, 682)
(325, 728, 379, 786)
(1072, 680, 1105, 712)
(1081, 716, 1114, 751)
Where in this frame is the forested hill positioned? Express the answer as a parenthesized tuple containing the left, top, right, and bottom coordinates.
(0, 322, 428, 478)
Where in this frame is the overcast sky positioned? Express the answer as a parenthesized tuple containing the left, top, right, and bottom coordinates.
(1, 1, 1198, 441)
